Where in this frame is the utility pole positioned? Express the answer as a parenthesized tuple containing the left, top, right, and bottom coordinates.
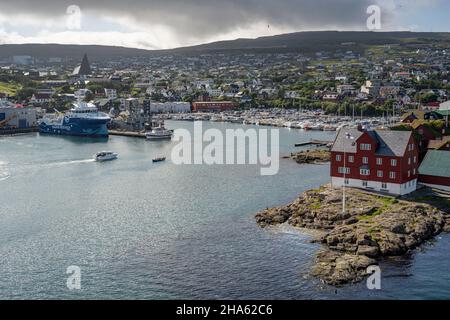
(343, 132, 355, 214)
(393, 103, 395, 125)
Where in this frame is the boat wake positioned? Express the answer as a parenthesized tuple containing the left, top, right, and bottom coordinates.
(0, 161, 10, 181)
(48, 159, 96, 167)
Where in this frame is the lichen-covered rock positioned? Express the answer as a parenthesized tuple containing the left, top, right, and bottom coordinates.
(357, 245, 380, 257)
(311, 251, 377, 286)
(289, 149, 331, 165)
(255, 185, 450, 286)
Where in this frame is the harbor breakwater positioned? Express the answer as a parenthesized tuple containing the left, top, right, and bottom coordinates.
(255, 185, 450, 286)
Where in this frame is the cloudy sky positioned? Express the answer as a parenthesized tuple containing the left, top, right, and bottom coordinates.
(0, 0, 448, 50)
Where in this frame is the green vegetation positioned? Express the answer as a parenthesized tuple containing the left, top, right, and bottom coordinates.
(0, 82, 21, 96)
(358, 196, 398, 221)
(414, 195, 450, 207)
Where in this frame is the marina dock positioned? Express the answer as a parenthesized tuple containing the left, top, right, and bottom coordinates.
(109, 130, 146, 138)
(295, 140, 333, 148)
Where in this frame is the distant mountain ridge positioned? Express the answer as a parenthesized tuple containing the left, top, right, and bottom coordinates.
(180, 31, 450, 51)
(0, 44, 152, 60)
(0, 31, 449, 60)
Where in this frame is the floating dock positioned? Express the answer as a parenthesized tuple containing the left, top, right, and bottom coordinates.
(109, 130, 146, 138)
(295, 139, 333, 148)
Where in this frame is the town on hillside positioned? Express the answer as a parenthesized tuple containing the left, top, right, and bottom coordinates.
(1, 41, 449, 193)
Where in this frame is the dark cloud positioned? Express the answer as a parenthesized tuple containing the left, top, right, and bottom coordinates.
(0, 0, 382, 39)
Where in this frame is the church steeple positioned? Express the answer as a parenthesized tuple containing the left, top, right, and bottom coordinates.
(73, 53, 92, 76)
(79, 54, 91, 75)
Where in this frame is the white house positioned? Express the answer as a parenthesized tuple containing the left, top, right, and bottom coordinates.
(207, 88, 223, 98)
(440, 100, 450, 111)
(30, 93, 52, 104)
(150, 102, 191, 113)
(105, 89, 117, 100)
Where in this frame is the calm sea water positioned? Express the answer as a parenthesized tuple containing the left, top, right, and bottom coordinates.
(0, 121, 449, 300)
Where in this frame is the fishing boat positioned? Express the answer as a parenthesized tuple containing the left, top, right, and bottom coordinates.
(152, 157, 166, 163)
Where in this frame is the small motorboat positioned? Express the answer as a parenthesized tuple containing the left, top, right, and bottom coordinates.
(152, 157, 166, 163)
(95, 151, 118, 162)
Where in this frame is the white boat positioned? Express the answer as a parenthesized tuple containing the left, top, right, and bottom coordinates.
(310, 124, 324, 131)
(323, 124, 337, 131)
(95, 151, 118, 162)
(146, 126, 174, 140)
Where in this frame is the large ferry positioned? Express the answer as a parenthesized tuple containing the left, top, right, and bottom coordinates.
(39, 101, 111, 138)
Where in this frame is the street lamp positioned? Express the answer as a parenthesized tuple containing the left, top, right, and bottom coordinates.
(343, 132, 355, 214)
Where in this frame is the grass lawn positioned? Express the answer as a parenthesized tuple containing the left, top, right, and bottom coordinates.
(0, 82, 21, 96)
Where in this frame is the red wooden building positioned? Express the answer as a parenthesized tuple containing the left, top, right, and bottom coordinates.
(192, 101, 236, 112)
(331, 128, 419, 195)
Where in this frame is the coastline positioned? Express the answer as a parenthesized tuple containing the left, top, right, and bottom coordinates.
(283, 149, 331, 165)
(255, 184, 450, 286)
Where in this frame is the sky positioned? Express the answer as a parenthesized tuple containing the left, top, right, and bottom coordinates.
(0, 0, 449, 50)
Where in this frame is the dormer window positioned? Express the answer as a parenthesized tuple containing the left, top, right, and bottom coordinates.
(360, 143, 371, 151)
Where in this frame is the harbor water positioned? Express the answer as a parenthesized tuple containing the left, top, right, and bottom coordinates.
(1, 121, 449, 299)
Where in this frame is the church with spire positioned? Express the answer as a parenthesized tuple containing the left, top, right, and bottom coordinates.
(72, 54, 92, 76)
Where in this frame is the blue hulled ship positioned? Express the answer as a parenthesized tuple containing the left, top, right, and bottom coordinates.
(39, 101, 111, 138)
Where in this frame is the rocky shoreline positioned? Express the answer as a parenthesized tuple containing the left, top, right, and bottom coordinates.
(283, 149, 330, 165)
(255, 185, 450, 286)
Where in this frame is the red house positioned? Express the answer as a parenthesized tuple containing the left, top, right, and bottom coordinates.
(192, 101, 236, 112)
(331, 128, 419, 195)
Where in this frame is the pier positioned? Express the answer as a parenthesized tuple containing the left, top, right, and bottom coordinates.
(295, 139, 333, 148)
(0, 127, 39, 136)
(109, 130, 146, 139)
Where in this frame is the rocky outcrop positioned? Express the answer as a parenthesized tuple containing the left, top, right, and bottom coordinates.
(311, 251, 377, 286)
(256, 185, 450, 286)
(284, 149, 330, 165)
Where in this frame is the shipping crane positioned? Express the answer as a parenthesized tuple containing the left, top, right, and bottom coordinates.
(0, 114, 16, 128)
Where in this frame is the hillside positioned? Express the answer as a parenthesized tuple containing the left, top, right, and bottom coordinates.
(175, 31, 450, 54)
(0, 31, 449, 60)
(0, 44, 152, 60)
